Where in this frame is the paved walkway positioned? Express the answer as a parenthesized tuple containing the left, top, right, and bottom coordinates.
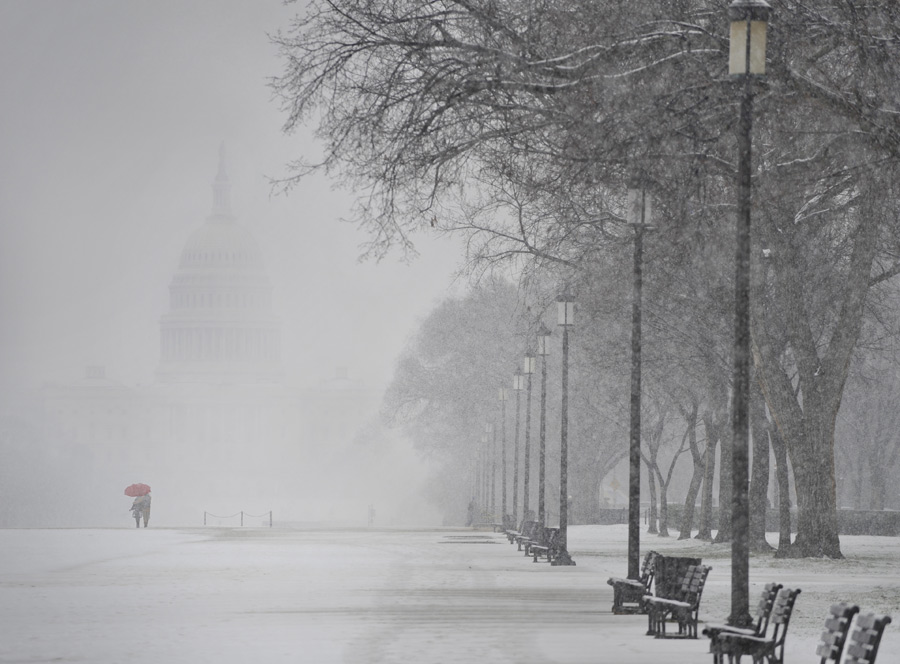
(1, 526, 712, 663)
(15, 525, 900, 663)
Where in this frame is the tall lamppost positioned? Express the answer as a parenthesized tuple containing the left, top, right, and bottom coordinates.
(499, 387, 509, 525)
(512, 368, 525, 525)
(537, 323, 552, 526)
(553, 293, 576, 566)
(522, 348, 536, 521)
(626, 184, 653, 580)
(728, 0, 770, 628)
(486, 422, 496, 519)
(481, 431, 490, 519)
(474, 436, 482, 510)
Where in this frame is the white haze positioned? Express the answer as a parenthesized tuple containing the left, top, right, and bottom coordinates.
(0, 1, 460, 527)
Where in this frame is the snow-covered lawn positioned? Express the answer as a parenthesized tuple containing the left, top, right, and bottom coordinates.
(0, 525, 896, 663)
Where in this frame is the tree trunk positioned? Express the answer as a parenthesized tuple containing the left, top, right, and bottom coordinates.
(679, 461, 704, 539)
(679, 401, 703, 540)
(658, 477, 669, 537)
(713, 420, 733, 543)
(696, 413, 717, 541)
(867, 452, 886, 511)
(578, 470, 602, 525)
(770, 423, 792, 556)
(749, 382, 773, 552)
(854, 445, 865, 510)
(646, 458, 658, 534)
(785, 403, 842, 558)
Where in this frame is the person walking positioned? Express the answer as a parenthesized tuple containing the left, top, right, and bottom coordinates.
(131, 493, 151, 527)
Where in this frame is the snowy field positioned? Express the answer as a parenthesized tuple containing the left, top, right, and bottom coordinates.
(0, 524, 897, 664)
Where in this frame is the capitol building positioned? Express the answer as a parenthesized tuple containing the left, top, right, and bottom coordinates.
(27, 152, 380, 527)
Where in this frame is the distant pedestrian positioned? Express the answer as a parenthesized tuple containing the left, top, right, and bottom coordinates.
(131, 494, 151, 527)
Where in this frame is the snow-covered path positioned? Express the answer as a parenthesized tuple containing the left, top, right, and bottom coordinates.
(1, 525, 897, 663)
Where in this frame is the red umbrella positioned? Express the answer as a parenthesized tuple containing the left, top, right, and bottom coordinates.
(124, 483, 151, 497)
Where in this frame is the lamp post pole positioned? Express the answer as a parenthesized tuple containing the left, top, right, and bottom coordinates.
(728, 0, 770, 628)
(481, 432, 489, 516)
(553, 294, 576, 566)
(523, 350, 536, 522)
(537, 324, 552, 525)
(512, 368, 524, 526)
(499, 388, 509, 524)
(626, 185, 652, 580)
(488, 422, 497, 519)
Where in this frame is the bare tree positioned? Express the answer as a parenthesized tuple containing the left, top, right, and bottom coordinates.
(273, 0, 900, 557)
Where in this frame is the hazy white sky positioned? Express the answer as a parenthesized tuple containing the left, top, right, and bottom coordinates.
(0, 0, 462, 392)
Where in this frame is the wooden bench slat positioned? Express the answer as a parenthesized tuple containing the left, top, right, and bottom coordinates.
(849, 629, 879, 645)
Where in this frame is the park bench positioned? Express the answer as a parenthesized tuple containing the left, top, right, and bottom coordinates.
(515, 520, 541, 551)
(716, 587, 801, 663)
(521, 524, 543, 556)
(504, 517, 526, 543)
(642, 554, 702, 614)
(529, 527, 560, 563)
(496, 514, 515, 534)
(606, 550, 660, 614)
(505, 519, 536, 545)
(843, 612, 893, 664)
(703, 582, 782, 663)
(645, 563, 712, 639)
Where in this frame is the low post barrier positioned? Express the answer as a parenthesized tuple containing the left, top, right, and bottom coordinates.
(203, 510, 273, 527)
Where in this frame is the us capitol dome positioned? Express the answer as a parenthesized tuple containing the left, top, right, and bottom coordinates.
(24, 149, 380, 528)
(156, 149, 281, 383)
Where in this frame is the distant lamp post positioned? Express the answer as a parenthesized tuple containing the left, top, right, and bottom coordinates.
(625, 183, 654, 580)
(522, 348, 536, 522)
(481, 432, 490, 519)
(553, 293, 576, 566)
(728, 0, 770, 628)
(512, 368, 525, 526)
(485, 422, 496, 520)
(499, 387, 509, 524)
(537, 323, 552, 526)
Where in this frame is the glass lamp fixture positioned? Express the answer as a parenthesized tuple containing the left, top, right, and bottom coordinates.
(729, 0, 771, 76)
(557, 294, 575, 327)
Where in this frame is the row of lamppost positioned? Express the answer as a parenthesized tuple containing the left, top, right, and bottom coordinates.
(472, 295, 575, 566)
(471, 0, 769, 620)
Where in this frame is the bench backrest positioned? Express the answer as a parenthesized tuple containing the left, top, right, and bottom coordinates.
(654, 555, 703, 599)
(843, 613, 892, 664)
(640, 550, 660, 585)
(815, 602, 859, 664)
(640, 551, 659, 595)
(533, 526, 553, 546)
(675, 564, 711, 608)
(751, 582, 783, 637)
(766, 587, 802, 662)
(519, 520, 539, 538)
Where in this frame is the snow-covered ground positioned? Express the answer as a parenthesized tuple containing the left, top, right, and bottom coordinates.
(0, 524, 897, 663)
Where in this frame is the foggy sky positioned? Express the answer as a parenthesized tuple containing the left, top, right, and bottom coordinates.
(0, 0, 461, 393)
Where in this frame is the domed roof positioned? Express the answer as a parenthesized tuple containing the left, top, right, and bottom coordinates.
(178, 220, 266, 272)
(172, 146, 268, 276)
(157, 148, 281, 385)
